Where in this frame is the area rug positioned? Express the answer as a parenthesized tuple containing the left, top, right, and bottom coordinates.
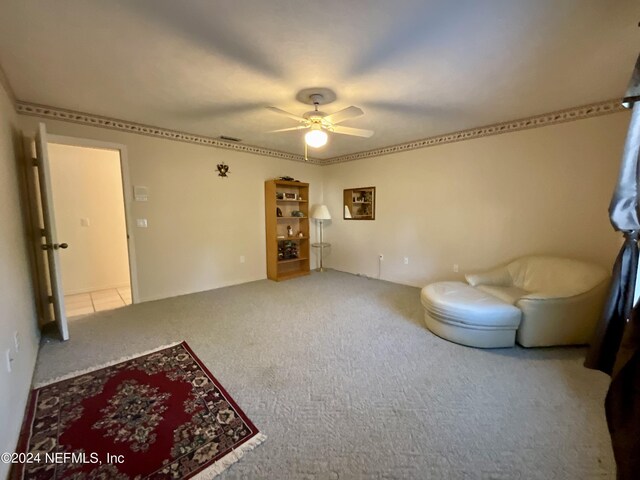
(11, 341, 266, 479)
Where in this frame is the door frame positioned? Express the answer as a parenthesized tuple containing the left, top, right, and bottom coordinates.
(46, 134, 140, 305)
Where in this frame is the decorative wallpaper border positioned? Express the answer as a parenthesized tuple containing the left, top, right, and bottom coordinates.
(15, 98, 625, 166)
(324, 99, 625, 164)
(15, 102, 317, 164)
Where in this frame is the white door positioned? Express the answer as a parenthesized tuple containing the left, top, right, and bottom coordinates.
(34, 123, 69, 341)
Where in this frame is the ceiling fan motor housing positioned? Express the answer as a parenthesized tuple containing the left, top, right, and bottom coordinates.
(303, 110, 328, 120)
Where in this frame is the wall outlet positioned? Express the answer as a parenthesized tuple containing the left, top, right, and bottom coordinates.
(453, 264, 459, 273)
(403, 257, 409, 265)
(379, 254, 384, 261)
(5, 349, 13, 373)
(13, 331, 19, 352)
(240, 255, 245, 264)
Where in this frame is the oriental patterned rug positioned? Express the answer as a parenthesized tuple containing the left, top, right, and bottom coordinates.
(11, 342, 266, 479)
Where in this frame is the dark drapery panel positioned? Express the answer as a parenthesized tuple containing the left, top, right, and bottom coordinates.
(604, 303, 640, 478)
(586, 53, 640, 373)
(585, 232, 638, 373)
(585, 53, 640, 479)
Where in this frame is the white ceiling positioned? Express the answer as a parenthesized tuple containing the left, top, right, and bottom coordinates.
(0, 0, 638, 159)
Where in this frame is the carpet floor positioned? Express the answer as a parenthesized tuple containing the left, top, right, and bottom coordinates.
(34, 270, 614, 479)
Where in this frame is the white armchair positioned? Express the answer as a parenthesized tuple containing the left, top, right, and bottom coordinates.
(465, 256, 610, 347)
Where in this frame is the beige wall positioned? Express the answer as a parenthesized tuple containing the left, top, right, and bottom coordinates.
(19, 115, 324, 302)
(18, 111, 628, 301)
(0, 87, 40, 477)
(322, 112, 629, 286)
(49, 143, 130, 294)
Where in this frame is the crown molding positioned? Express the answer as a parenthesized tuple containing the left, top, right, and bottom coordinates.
(14, 101, 320, 164)
(15, 98, 625, 166)
(324, 99, 626, 164)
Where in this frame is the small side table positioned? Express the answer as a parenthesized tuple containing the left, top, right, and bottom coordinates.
(311, 242, 331, 272)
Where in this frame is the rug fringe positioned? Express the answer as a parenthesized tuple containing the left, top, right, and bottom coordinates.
(33, 341, 184, 388)
(191, 433, 267, 480)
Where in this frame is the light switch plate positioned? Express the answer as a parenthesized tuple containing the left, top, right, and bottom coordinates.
(136, 219, 148, 228)
(134, 186, 149, 201)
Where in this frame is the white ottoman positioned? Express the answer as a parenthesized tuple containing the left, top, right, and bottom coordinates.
(420, 281, 522, 348)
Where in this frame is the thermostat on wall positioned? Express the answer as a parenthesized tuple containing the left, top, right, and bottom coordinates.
(134, 186, 149, 201)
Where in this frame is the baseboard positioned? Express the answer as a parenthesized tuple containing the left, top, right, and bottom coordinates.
(2, 327, 40, 480)
(137, 276, 267, 303)
(330, 267, 424, 289)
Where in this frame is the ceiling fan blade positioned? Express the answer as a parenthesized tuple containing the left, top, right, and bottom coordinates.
(267, 125, 309, 133)
(266, 106, 306, 122)
(324, 106, 364, 124)
(331, 125, 374, 138)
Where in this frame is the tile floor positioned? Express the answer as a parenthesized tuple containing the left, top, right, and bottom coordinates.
(64, 286, 131, 318)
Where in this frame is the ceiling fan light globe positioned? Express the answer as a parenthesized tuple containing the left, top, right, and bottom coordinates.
(305, 129, 328, 148)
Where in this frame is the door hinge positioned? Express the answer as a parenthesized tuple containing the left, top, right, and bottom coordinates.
(48, 295, 54, 303)
(40, 228, 46, 237)
(32, 157, 38, 166)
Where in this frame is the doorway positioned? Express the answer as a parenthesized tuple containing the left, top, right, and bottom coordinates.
(46, 138, 137, 318)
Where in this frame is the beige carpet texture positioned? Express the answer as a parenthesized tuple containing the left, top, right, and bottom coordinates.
(34, 270, 614, 479)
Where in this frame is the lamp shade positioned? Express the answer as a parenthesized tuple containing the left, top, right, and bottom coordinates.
(305, 129, 328, 148)
(311, 204, 331, 220)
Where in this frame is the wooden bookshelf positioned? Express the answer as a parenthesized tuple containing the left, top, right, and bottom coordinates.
(265, 180, 310, 281)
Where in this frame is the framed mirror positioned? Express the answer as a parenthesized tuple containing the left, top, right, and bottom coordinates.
(343, 187, 375, 220)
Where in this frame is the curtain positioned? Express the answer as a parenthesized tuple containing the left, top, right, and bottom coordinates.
(585, 53, 640, 478)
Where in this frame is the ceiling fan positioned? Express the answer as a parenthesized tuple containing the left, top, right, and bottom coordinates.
(266, 88, 374, 157)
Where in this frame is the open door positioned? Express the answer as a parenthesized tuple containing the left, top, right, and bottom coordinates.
(32, 122, 69, 341)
